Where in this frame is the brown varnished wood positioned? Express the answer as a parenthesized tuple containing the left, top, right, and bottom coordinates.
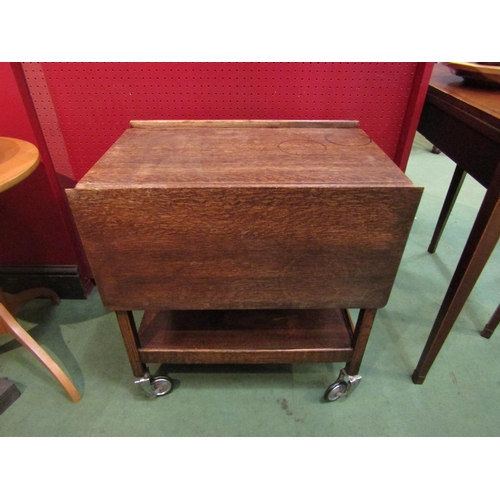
(428, 165, 467, 253)
(130, 119, 360, 129)
(418, 99, 500, 188)
(115, 311, 146, 376)
(413, 175, 500, 382)
(419, 64, 500, 188)
(68, 186, 421, 311)
(67, 121, 422, 381)
(346, 308, 377, 374)
(427, 64, 500, 139)
(67, 123, 421, 311)
(137, 308, 353, 364)
(414, 66, 500, 381)
(481, 303, 500, 339)
(73, 126, 414, 189)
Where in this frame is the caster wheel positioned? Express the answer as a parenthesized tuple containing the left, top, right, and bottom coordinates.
(324, 380, 348, 402)
(150, 376, 173, 397)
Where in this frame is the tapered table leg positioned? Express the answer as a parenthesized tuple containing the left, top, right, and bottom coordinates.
(413, 183, 500, 384)
(428, 165, 467, 254)
(480, 303, 500, 339)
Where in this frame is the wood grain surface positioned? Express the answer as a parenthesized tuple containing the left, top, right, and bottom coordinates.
(130, 119, 360, 129)
(428, 64, 500, 134)
(137, 308, 353, 364)
(0, 137, 40, 193)
(75, 126, 414, 189)
(68, 186, 421, 310)
(67, 123, 422, 311)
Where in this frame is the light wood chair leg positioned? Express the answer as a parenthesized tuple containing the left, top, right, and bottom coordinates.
(0, 288, 60, 316)
(0, 303, 81, 403)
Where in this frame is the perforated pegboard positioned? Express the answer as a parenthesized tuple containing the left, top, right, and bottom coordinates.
(23, 63, 430, 182)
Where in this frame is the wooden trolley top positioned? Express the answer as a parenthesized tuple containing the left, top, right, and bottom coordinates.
(75, 120, 415, 189)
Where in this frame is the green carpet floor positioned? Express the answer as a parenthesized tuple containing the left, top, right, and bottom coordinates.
(1, 133, 499, 437)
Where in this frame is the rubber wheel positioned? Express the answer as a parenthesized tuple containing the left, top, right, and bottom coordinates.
(151, 376, 173, 397)
(324, 380, 348, 402)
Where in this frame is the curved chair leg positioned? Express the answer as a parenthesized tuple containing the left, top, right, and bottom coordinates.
(0, 287, 60, 316)
(0, 303, 81, 403)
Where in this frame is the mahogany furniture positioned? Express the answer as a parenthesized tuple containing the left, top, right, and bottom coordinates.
(481, 303, 500, 338)
(67, 120, 422, 400)
(413, 63, 500, 383)
(0, 137, 81, 403)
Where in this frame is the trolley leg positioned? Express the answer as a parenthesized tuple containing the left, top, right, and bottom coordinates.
(346, 308, 377, 375)
(115, 310, 147, 377)
(115, 311, 174, 398)
(324, 308, 377, 402)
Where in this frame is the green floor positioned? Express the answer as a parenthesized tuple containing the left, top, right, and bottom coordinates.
(1, 133, 499, 437)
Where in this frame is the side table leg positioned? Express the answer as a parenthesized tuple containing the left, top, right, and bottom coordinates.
(115, 311, 147, 377)
(428, 164, 467, 254)
(413, 186, 500, 384)
(480, 303, 500, 339)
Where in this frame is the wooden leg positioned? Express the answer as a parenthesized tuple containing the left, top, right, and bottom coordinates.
(0, 303, 81, 403)
(480, 303, 500, 339)
(413, 186, 500, 384)
(428, 165, 467, 253)
(115, 311, 147, 377)
(345, 308, 377, 375)
(0, 287, 60, 316)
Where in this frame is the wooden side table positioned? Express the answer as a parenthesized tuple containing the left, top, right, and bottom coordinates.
(0, 137, 81, 403)
(413, 64, 500, 383)
(67, 120, 422, 401)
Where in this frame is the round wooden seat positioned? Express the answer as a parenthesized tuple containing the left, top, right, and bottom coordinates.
(0, 137, 40, 193)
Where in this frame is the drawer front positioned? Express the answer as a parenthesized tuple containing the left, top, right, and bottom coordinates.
(67, 186, 422, 310)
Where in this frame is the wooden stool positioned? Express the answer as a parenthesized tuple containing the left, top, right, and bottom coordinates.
(0, 137, 81, 402)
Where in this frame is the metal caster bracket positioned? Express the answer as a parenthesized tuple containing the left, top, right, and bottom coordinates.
(324, 368, 362, 402)
(134, 372, 173, 398)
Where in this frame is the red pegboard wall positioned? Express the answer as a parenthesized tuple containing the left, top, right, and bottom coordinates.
(26, 63, 425, 182)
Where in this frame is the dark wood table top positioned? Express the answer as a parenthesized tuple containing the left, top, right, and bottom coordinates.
(427, 64, 500, 139)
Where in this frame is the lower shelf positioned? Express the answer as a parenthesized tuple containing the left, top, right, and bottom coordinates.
(137, 308, 354, 364)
